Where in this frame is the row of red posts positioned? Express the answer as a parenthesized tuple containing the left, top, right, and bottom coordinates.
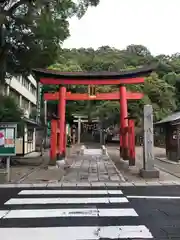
(50, 120, 67, 162)
(48, 85, 136, 166)
(49, 114, 135, 166)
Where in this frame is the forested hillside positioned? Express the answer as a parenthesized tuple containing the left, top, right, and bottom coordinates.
(44, 44, 180, 126)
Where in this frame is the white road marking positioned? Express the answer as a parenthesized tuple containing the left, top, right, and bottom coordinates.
(18, 190, 123, 195)
(3, 208, 98, 218)
(98, 208, 138, 217)
(0, 210, 9, 218)
(107, 190, 123, 195)
(2, 208, 138, 219)
(127, 195, 180, 199)
(0, 225, 153, 239)
(99, 225, 153, 239)
(5, 197, 129, 205)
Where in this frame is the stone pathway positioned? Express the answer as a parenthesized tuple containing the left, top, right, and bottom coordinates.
(62, 148, 124, 183)
(0, 147, 124, 185)
(107, 146, 180, 184)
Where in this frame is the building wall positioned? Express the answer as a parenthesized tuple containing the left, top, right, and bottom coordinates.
(4, 75, 38, 155)
(5, 75, 37, 118)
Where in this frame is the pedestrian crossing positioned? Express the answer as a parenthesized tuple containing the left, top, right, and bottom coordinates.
(0, 188, 153, 239)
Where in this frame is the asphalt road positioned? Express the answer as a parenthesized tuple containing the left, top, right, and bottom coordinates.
(0, 185, 180, 239)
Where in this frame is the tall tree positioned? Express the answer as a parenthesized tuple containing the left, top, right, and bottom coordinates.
(51, 45, 179, 125)
(0, 0, 100, 82)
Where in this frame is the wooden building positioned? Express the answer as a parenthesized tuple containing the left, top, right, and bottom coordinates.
(155, 112, 180, 162)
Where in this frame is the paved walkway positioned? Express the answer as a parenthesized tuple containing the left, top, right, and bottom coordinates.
(2, 145, 180, 186)
(0, 147, 124, 185)
(107, 146, 180, 184)
(62, 148, 123, 184)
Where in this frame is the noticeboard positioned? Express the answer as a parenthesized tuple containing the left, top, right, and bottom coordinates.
(0, 123, 17, 156)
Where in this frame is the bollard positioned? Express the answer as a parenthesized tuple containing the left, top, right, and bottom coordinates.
(101, 145, 107, 155)
(80, 145, 85, 155)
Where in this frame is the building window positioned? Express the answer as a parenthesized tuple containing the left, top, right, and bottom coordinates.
(22, 78, 29, 89)
(30, 84, 36, 96)
(21, 97, 29, 110)
(16, 76, 21, 82)
(27, 129, 34, 142)
(10, 89, 20, 105)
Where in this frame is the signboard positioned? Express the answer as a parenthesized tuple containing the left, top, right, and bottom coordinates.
(0, 123, 17, 156)
(73, 119, 88, 123)
(36, 82, 42, 123)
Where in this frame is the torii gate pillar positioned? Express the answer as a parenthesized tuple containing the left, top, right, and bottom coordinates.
(120, 85, 128, 159)
(58, 86, 66, 157)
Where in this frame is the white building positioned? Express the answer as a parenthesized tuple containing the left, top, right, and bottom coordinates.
(4, 75, 39, 155)
(5, 75, 37, 117)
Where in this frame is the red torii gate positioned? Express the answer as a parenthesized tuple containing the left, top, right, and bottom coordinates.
(44, 90, 143, 164)
(33, 66, 154, 164)
(44, 91, 144, 101)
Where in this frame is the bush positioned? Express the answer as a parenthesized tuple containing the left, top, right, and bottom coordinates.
(0, 94, 24, 136)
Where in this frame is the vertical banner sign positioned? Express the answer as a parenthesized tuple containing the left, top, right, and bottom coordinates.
(36, 82, 42, 123)
(0, 123, 17, 156)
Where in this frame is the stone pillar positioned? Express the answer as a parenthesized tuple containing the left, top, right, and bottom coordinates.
(140, 105, 159, 178)
(77, 117, 81, 144)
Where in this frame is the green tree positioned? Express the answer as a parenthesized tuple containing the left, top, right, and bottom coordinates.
(54, 45, 179, 125)
(0, 0, 100, 82)
(0, 94, 24, 135)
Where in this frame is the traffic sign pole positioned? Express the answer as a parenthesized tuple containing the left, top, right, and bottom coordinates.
(6, 156, 10, 182)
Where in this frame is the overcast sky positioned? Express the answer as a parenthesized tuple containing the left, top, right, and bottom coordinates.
(63, 0, 180, 56)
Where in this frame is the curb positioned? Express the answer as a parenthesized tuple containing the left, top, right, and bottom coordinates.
(0, 181, 180, 188)
(156, 157, 180, 165)
(106, 152, 126, 182)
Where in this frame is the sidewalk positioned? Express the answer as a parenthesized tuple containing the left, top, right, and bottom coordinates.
(107, 146, 180, 184)
(0, 150, 50, 184)
(2, 144, 180, 186)
(0, 145, 124, 185)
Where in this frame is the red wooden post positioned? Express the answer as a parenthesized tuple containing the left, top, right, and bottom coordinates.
(59, 86, 66, 157)
(63, 124, 66, 156)
(120, 85, 128, 159)
(128, 119, 135, 166)
(119, 131, 122, 157)
(50, 119, 57, 164)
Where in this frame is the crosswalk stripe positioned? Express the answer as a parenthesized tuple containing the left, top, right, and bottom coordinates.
(5, 197, 129, 205)
(1, 208, 138, 219)
(18, 190, 123, 195)
(0, 210, 8, 218)
(0, 188, 154, 239)
(0, 225, 153, 239)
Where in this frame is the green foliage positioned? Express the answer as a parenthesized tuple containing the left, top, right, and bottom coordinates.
(43, 44, 180, 125)
(0, 0, 100, 83)
(0, 94, 24, 136)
